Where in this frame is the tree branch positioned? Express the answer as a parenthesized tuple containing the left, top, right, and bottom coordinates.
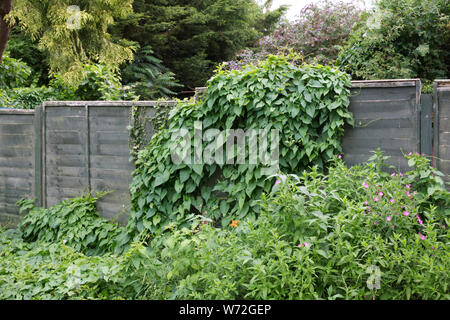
(0, 0, 13, 64)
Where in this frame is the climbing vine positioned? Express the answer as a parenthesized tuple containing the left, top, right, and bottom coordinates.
(125, 55, 354, 239)
(128, 101, 177, 162)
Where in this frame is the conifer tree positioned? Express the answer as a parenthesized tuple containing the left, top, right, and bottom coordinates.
(2, 0, 136, 85)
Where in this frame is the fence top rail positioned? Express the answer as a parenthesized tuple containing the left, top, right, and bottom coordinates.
(434, 80, 450, 87)
(351, 79, 420, 88)
(42, 101, 179, 107)
(0, 108, 35, 115)
(197, 80, 421, 91)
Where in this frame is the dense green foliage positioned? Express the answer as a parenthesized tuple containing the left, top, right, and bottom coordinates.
(0, 228, 144, 299)
(6, 0, 136, 86)
(338, 0, 450, 89)
(50, 64, 139, 101)
(141, 152, 449, 300)
(0, 63, 138, 109)
(121, 0, 287, 88)
(125, 55, 353, 240)
(17, 194, 122, 256)
(5, 28, 48, 86)
(0, 53, 32, 89)
(1, 151, 448, 300)
(121, 46, 181, 100)
(1, 0, 449, 301)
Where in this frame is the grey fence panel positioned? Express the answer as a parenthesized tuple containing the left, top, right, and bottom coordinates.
(88, 105, 134, 225)
(40, 101, 168, 225)
(343, 80, 421, 171)
(43, 104, 89, 210)
(0, 109, 35, 226)
(434, 80, 450, 185)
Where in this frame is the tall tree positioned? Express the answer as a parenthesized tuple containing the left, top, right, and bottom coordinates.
(120, 0, 286, 89)
(339, 0, 450, 87)
(0, 0, 12, 63)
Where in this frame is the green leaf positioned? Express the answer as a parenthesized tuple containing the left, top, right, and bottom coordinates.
(154, 170, 170, 187)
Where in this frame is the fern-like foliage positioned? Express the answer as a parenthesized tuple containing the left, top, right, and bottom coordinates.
(121, 46, 181, 100)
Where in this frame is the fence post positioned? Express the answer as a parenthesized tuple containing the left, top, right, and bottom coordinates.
(420, 94, 433, 157)
(34, 106, 43, 207)
(85, 105, 91, 192)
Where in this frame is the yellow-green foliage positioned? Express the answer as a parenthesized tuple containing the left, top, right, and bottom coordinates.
(6, 0, 136, 86)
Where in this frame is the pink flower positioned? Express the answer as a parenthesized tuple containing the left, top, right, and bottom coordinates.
(298, 243, 303, 248)
(374, 197, 379, 202)
(378, 191, 384, 197)
(403, 211, 410, 216)
(304, 242, 309, 248)
(406, 191, 411, 197)
(275, 180, 281, 185)
(362, 182, 369, 189)
(338, 155, 342, 159)
(416, 215, 423, 226)
(390, 198, 395, 204)
(419, 233, 426, 241)
(406, 184, 411, 189)
(386, 216, 392, 222)
(399, 173, 403, 177)
(391, 173, 396, 177)
(374, 220, 377, 226)
(421, 153, 425, 157)
(408, 152, 413, 156)
(364, 201, 369, 205)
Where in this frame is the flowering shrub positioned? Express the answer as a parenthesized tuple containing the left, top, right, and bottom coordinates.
(226, 0, 363, 70)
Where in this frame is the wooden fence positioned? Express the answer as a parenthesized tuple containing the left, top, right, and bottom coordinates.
(343, 80, 422, 170)
(0, 109, 35, 226)
(0, 79, 448, 226)
(434, 80, 450, 185)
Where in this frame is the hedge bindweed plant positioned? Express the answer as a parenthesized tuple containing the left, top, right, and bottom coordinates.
(125, 54, 353, 243)
(17, 193, 123, 256)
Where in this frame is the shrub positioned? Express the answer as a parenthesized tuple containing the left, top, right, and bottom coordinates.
(2, 86, 57, 109)
(0, 228, 148, 299)
(338, 0, 450, 88)
(226, 0, 363, 70)
(0, 53, 33, 89)
(50, 64, 139, 101)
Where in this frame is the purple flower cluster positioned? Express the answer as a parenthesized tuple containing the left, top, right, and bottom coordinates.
(224, 0, 363, 70)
